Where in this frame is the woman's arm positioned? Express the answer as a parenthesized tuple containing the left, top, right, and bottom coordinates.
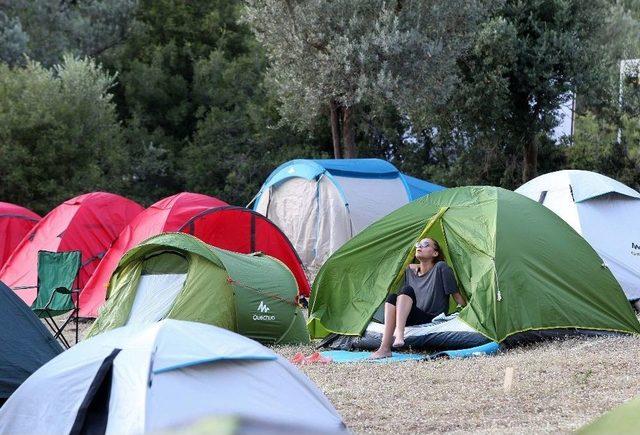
(452, 292, 467, 307)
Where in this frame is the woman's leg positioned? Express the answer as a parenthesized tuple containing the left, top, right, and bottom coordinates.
(393, 294, 414, 347)
(370, 301, 397, 359)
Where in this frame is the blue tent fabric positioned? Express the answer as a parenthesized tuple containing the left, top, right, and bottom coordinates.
(0, 281, 62, 400)
(401, 174, 446, 200)
(254, 158, 444, 208)
(429, 342, 500, 359)
(260, 159, 400, 190)
(311, 159, 400, 178)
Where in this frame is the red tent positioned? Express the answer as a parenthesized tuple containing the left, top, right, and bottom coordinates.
(179, 206, 311, 297)
(80, 192, 228, 317)
(0, 192, 143, 306)
(0, 202, 41, 268)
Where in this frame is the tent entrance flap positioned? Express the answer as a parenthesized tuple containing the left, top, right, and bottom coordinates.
(127, 252, 189, 326)
(388, 207, 450, 294)
(372, 207, 461, 323)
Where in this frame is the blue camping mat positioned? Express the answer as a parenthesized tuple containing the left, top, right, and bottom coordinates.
(321, 342, 500, 363)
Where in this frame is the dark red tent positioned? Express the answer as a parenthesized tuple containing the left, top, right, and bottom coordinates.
(179, 206, 311, 297)
(0, 192, 143, 306)
(0, 202, 40, 268)
(80, 192, 228, 317)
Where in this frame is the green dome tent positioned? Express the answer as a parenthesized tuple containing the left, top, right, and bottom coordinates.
(578, 396, 640, 434)
(87, 233, 309, 345)
(308, 187, 640, 343)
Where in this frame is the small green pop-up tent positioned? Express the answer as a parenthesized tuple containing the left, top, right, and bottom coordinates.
(87, 233, 309, 345)
(308, 186, 640, 342)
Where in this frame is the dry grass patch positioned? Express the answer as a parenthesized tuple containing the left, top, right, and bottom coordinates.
(276, 336, 640, 434)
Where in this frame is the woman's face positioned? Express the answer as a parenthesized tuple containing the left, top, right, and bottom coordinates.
(415, 238, 437, 261)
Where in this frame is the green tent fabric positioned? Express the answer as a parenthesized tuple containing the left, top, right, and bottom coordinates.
(578, 397, 640, 434)
(87, 233, 309, 345)
(308, 186, 640, 342)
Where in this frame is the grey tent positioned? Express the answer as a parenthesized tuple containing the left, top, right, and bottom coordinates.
(0, 281, 62, 404)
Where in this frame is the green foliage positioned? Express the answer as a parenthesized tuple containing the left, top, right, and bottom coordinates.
(183, 47, 328, 205)
(0, 11, 28, 65)
(242, 0, 482, 156)
(563, 1, 640, 192)
(0, 55, 129, 213)
(383, 0, 615, 188)
(566, 112, 640, 190)
(100, 0, 331, 205)
(0, 0, 137, 66)
(455, 0, 611, 181)
(3, 0, 640, 214)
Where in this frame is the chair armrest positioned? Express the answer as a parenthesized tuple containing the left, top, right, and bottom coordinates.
(54, 286, 73, 295)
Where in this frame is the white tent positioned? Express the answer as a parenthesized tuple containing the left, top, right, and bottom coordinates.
(253, 159, 444, 272)
(0, 320, 346, 434)
(516, 170, 640, 300)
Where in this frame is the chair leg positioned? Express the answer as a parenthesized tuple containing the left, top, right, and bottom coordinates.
(74, 288, 80, 345)
(42, 316, 68, 348)
(45, 311, 71, 349)
(54, 311, 78, 345)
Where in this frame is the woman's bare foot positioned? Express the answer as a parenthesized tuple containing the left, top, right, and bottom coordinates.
(369, 348, 392, 359)
(392, 329, 405, 348)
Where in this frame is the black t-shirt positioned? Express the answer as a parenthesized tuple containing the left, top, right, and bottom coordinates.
(403, 262, 458, 316)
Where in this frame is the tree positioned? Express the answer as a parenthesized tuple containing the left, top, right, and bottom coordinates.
(242, 0, 482, 158)
(559, 1, 640, 192)
(0, 0, 137, 66)
(450, 0, 612, 182)
(0, 11, 28, 65)
(182, 45, 329, 205)
(100, 0, 331, 205)
(0, 55, 129, 213)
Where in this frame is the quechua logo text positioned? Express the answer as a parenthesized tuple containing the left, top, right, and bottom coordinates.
(253, 300, 276, 321)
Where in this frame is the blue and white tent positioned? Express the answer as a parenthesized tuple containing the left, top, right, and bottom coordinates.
(253, 159, 444, 271)
(0, 320, 346, 433)
(516, 170, 640, 300)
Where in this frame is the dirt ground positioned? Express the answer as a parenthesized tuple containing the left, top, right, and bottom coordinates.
(59, 319, 640, 434)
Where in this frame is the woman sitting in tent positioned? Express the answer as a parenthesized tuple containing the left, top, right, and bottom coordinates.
(370, 238, 466, 359)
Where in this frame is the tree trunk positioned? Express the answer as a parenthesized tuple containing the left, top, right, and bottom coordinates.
(342, 105, 357, 158)
(515, 91, 537, 182)
(522, 138, 538, 182)
(330, 100, 341, 159)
